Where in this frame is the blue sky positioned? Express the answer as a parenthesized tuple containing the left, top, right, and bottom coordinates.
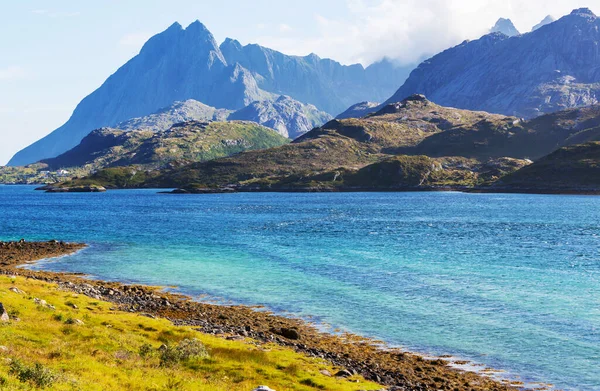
(0, 0, 594, 164)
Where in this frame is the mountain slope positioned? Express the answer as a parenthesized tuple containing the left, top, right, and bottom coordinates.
(532, 15, 556, 31)
(492, 142, 600, 192)
(10, 22, 411, 166)
(229, 96, 332, 139)
(384, 8, 600, 119)
(220, 39, 413, 115)
(116, 100, 232, 131)
(41, 121, 289, 172)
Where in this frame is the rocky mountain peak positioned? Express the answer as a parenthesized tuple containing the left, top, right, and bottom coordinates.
(490, 18, 520, 37)
(570, 8, 597, 18)
(532, 15, 556, 31)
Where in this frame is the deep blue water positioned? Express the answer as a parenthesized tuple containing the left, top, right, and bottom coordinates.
(1, 185, 599, 390)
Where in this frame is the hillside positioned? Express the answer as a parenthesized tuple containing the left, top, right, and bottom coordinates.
(56, 96, 600, 193)
(9, 21, 410, 166)
(41, 121, 289, 172)
(57, 96, 531, 191)
(382, 8, 600, 119)
(491, 142, 600, 193)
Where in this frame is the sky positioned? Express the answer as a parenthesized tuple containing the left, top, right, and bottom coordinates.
(0, 0, 595, 165)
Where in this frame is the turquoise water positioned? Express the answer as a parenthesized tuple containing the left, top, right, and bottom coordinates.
(1, 185, 599, 390)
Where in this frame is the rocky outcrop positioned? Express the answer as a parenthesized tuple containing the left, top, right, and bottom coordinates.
(384, 8, 600, 119)
(336, 101, 380, 119)
(116, 100, 232, 132)
(229, 96, 332, 139)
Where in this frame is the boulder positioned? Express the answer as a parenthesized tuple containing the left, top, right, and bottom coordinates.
(279, 328, 300, 340)
(252, 386, 276, 391)
(0, 303, 9, 322)
(335, 369, 353, 378)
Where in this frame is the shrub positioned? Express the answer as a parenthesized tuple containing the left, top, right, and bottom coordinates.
(158, 339, 209, 367)
(9, 360, 56, 388)
(139, 343, 155, 359)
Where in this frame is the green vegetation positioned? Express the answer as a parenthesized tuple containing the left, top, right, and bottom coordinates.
(495, 142, 600, 192)
(0, 276, 380, 390)
(42, 99, 600, 192)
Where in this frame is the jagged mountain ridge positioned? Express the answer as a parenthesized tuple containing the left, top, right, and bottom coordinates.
(113, 97, 330, 140)
(220, 39, 411, 115)
(382, 8, 600, 119)
(9, 21, 411, 166)
(490, 18, 520, 36)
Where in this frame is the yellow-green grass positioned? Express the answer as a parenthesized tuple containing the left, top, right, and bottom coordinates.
(0, 276, 381, 390)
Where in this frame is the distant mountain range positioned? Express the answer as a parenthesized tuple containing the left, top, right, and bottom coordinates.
(8, 21, 410, 166)
(382, 8, 600, 119)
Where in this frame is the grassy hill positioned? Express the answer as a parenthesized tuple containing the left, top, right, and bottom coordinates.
(53, 97, 600, 192)
(42, 121, 289, 172)
(0, 275, 380, 390)
(491, 142, 600, 193)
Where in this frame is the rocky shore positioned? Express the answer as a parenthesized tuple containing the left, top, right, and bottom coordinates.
(0, 240, 523, 391)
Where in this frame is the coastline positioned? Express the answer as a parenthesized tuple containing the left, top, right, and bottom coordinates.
(1, 240, 529, 391)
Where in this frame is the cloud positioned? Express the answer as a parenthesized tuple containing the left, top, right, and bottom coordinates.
(0, 67, 27, 81)
(252, 0, 594, 66)
(119, 32, 153, 47)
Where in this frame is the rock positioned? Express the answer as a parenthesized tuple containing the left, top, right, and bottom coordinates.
(0, 346, 8, 352)
(0, 303, 9, 322)
(319, 369, 332, 377)
(252, 386, 276, 391)
(335, 369, 353, 378)
(9, 287, 24, 295)
(279, 328, 300, 340)
(67, 303, 78, 309)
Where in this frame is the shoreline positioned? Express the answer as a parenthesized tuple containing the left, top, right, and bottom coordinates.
(1, 240, 534, 391)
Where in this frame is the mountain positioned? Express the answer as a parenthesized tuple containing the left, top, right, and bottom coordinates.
(532, 15, 556, 31)
(336, 102, 380, 119)
(219, 39, 413, 115)
(490, 18, 520, 36)
(228, 96, 332, 139)
(383, 8, 600, 119)
(491, 142, 600, 193)
(9, 22, 412, 167)
(114, 96, 328, 140)
(115, 100, 232, 132)
(40, 121, 289, 172)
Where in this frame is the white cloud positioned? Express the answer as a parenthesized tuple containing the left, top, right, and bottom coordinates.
(252, 0, 594, 66)
(119, 32, 153, 47)
(0, 67, 27, 81)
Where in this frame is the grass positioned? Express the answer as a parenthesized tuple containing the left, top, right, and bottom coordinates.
(0, 275, 380, 390)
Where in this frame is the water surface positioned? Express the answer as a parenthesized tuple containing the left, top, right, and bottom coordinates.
(1, 185, 598, 390)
